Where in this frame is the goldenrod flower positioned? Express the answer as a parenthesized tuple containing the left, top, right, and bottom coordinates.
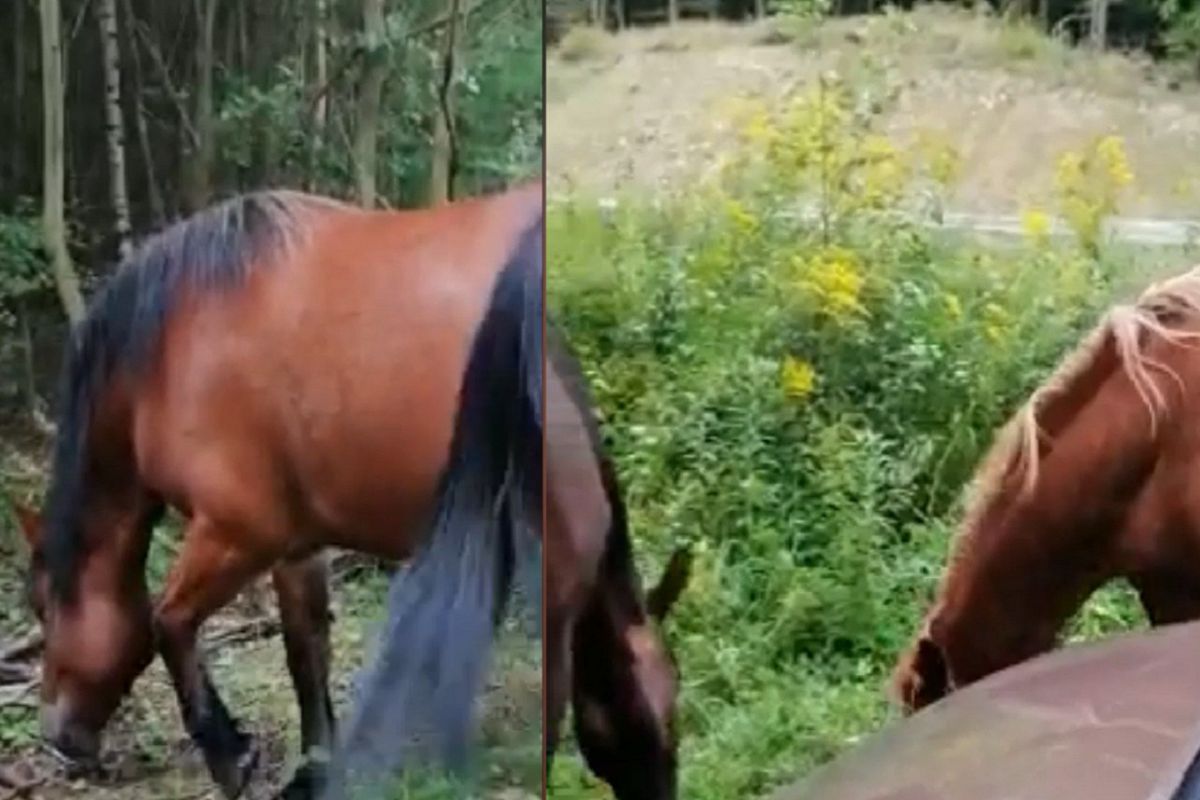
(1096, 135, 1134, 188)
(781, 355, 817, 400)
(942, 292, 963, 322)
(983, 302, 1011, 344)
(797, 246, 867, 322)
(725, 198, 760, 236)
(1020, 207, 1052, 247)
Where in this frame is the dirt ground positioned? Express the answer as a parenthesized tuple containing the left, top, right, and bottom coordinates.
(548, 7, 1200, 215)
(0, 438, 541, 800)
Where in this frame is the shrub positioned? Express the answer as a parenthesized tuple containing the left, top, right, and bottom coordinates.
(549, 75, 1144, 799)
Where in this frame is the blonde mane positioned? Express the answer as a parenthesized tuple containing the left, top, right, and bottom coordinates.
(954, 265, 1200, 548)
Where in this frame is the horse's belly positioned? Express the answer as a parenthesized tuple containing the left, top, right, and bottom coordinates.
(291, 416, 453, 561)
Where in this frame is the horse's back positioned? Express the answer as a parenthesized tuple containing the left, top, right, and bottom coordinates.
(138, 186, 542, 558)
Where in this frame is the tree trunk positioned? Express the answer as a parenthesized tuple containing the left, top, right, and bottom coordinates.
(1090, 0, 1108, 48)
(184, 0, 218, 212)
(314, 0, 328, 131)
(40, 0, 85, 325)
(96, 0, 132, 258)
(429, 0, 462, 206)
(123, 0, 165, 226)
(668, 0, 679, 24)
(307, 0, 329, 190)
(13, 0, 26, 194)
(353, 0, 386, 207)
(754, 0, 765, 19)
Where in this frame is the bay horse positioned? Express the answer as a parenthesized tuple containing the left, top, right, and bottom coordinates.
(14, 183, 542, 799)
(893, 265, 1200, 713)
(543, 324, 692, 800)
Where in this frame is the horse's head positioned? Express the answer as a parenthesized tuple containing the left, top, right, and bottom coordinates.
(12, 501, 154, 768)
(891, 624, 953, 713)
(891, 287, 1200, 713)
(574, 547, 692, 800)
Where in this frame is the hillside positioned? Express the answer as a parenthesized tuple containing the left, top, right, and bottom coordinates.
(548, 7, 1200, 218)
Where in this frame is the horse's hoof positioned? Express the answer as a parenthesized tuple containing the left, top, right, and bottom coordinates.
(276, 758, 328, 800)
(212, 737, 262, 799)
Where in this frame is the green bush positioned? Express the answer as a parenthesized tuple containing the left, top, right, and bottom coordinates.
(548, 77, 1146, 798)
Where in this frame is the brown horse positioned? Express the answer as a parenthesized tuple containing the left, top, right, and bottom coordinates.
(544, 324, 691, 800)
(14, 183, 542, 798)
(893, 266, 1200, 713)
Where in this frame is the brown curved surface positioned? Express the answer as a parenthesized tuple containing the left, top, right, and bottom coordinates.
(776, 622, 1200, 800)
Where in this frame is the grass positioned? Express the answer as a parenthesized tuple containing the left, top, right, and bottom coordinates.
(0, 460, 541, 800)
(546, 71, 1168, 798)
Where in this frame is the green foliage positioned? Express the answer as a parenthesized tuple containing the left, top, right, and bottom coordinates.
(0, 208, 50, 315)
(1159, 0, 1200, 63)
(212, 3, 542, 206)
(549, 78, 1147, 799)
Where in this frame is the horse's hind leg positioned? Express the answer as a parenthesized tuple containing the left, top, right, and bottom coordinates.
(155, 514, 274, 799)
(272, 552, 336, 800)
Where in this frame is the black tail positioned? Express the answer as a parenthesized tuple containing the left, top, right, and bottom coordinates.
(322, 216, 543, 797)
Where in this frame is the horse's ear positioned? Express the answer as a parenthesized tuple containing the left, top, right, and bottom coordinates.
(892, 634, 951, 714)
(9, 500, 42, 550)
(646, 547, 693, 622)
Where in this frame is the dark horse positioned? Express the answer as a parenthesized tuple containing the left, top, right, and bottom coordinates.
(14, 184, 542, 798)
(893, 265, 1200, 713)
(543, 325, 692, 800)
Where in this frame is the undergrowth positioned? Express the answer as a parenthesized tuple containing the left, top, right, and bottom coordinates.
(548, 74, 1152, 799)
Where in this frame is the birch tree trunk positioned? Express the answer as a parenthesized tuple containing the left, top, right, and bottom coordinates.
(40, 0, 86, 324)
(353, 0, 385, 207)
(97, 0, 132, 258)
(1090, 0, 1108, 49)
(429, 0, 461, 206)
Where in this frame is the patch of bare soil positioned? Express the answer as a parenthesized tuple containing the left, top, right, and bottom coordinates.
(548, 8, 1200, 215)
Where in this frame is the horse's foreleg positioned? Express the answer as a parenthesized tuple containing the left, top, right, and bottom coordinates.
(272, 552, 336, 800)
(155, 515, 270, 799)
(544, 602, 574, 765)
(1130, 570, 1200, 626)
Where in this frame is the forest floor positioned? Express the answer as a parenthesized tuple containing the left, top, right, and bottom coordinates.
(548, 5, 1200, 217)
(0, 435, 541, 800)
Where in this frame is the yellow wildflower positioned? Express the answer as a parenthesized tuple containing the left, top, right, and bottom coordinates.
(797, 246, 867, 322)
(1096, 135, 1134, 188)
(725, 198, 759, 236)
(1019, 207, 1052, 247)
(1054, 151, 1085, 194)
(983, 302, 1011, 344)
(942, 292, 963, 322)
(781, 355, 817, 400)
(917, 132, 962, 187)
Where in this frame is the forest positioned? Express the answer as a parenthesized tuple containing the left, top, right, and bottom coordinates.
(0, 1, 542, 798)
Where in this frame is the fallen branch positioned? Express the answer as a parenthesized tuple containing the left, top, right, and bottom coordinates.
(0, 662, 33, 685)
(0, 680, 38, 709)
(0, 630, 43, 665)
(203, 617, 281, 651)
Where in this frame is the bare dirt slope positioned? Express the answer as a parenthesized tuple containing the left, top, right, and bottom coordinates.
(548, 7, 1200, 216)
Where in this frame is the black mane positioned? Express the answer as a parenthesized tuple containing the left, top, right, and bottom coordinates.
(43, 190, 336, 603)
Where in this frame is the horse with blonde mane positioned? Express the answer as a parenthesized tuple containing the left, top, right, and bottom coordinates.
(894, 265, 1200, 712)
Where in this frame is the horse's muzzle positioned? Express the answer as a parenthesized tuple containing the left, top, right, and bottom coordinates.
(40, 702, 100, 772)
